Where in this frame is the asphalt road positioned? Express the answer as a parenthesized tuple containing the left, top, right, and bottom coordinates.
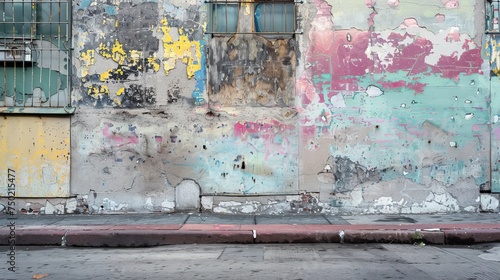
(2, 243, 500, 280)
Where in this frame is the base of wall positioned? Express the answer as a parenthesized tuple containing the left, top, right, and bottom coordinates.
(1, 193, 499, 215)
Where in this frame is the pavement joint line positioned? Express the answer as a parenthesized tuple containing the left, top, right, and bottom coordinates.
(182, 214, 191, 225)
(322, 214, 333, 225)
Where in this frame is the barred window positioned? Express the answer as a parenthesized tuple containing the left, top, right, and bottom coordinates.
(487, 0, 500, 33)
(207, 0, 299, 35)
(0, 0, 72, 114)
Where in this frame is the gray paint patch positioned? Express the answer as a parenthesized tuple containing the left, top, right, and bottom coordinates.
(175, 180, 201, 211)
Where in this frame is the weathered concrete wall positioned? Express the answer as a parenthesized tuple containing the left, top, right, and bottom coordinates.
(4, 0, 495, 214)
(298, 0, 491, 213)
(68, 0, 298, 213)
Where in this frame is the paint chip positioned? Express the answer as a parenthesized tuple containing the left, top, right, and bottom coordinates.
(365, 85, 384, 97)
(464, 113, 474, 120)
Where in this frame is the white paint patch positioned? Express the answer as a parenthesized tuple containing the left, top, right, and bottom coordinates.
(463, 206, 476, 212)
(213, 207, 233, 214)
(480, 194, 500, 212)
(161, 199, 175, 211)
(240, 203, 257, 214)
(365, 85, 384, 97)
(201, 196, 214, 210)
(219, 201, 242, 207)
(65, 198, 78, 214)
(330, 93, 347, 107)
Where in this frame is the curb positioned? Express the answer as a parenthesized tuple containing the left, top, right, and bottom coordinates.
(2, 227, 500, 247)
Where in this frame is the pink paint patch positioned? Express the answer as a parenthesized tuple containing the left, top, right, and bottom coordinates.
(365, 0, 376, 8)
(102, 123, 139, 146)
(400, 18, 419, 29)
(494, 127, 500, 141)
(435, 13, 445, 23)
(386, 0, 399, 8)
(127, 136, 139, 144)
(442, 0, 459, 9)
(233, 120, 295, 139)
(378, 80, 426, 95)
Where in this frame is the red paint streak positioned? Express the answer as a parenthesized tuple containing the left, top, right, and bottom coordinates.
(102, 123, 139, 146)
(233, 121, 295, 139)
(379, 80, 426, 94)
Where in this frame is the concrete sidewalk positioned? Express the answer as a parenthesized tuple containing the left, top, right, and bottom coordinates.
(1, 212, 500, 247)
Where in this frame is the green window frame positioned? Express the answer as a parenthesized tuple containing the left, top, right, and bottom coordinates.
(0, 0, 73, 114)
(207, 0, 299, 35)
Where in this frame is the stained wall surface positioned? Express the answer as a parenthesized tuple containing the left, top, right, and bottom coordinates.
(6, 0, 495, 214)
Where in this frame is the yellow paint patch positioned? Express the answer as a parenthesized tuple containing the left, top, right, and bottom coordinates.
(87, 85, 110, 104)
(112, 39, 127, 64)
(489, 37, 500, 74)
(116, 87, 125, 96)
(245, 3, 251, 15)
(147, 56, 160, 72)
(160, 19, 202, 78)
(100, 70, 111, 81)
(0, 116, 70, 197)
(98, 43, 112, 59)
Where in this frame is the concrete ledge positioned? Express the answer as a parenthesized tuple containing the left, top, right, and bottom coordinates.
(444, 229, 500, 245)
(65, 230, 255, 247)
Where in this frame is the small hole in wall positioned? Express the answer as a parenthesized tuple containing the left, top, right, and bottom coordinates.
(428, 140, 431, 144)
(375, 125, 379, 129)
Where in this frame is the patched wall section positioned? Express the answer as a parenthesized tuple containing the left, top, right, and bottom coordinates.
(208, 35, 296, 107)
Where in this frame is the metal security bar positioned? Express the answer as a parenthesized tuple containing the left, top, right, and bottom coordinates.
(206, 0, 301, 35)
(0, 0, 72, 114)
(486, 0, 500, 33)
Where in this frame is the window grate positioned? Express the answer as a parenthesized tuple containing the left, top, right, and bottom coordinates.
(206, 0, 301, 35)
(0, 0, 72, 114)
(486, 0, 500, 33)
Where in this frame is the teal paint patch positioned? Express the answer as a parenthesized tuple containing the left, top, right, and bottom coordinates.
(305, 71, 489, 189)
(192, 41, 207, 106)
(80, 0, 92, 9)
(490, 78, 500, 192)
(104, 5, 117, 15)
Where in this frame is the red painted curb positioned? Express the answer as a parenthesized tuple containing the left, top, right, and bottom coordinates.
(65, 230, 254, 247)
(254, 230, 341, 243)
(343, 230, 445, 244)
(2, 224, 500, 246)
(443, 229, 500, 245)
(0, 229, 66, 246)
